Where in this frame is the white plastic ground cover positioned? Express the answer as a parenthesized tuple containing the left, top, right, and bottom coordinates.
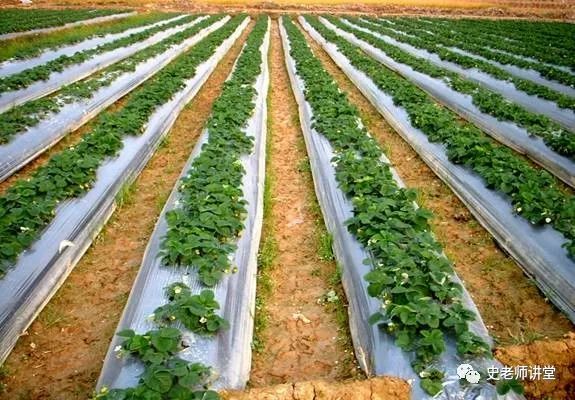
(444, 46, 575, 98)
(0, 14, 200, 113)
(0, 14, 189, 78)
(0, 17, 249, 365)
(0, 11, 136, 41)
(322, 18, 575, 188)
(0, 15, 224, 183)
(370, 20, 575, 96)
(283, 19, 522, 400)
(97, 17, 268, 392)
(487, 47, 573, 75)
(355, 18, 575, 131)
(300, 17, 575, 324)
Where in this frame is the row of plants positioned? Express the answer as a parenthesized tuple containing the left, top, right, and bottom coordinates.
(304, 16, 575, 259)
(326, 17, 575, 159)
(380, 17, 575, 88)
(422, 17, 575, 56)
(160, 16, 268, 287)
(0, 12, 178, 64)
(411, 17, 574, 71)
(0, 15, 245, 277)
(96, 286, 227, 399)
(283, 16, 492, 396)
(0, 8, 128, 35)
(0, 14, 198, 94)
(96, 16, 268, 399)
(360, 17, 575, 111)
(0, 14, 222, 145)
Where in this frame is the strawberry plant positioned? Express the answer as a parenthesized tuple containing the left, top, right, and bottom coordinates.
(0, 15, 222, 145)
(376, 17, 575, 88)
(97, 328, 220, 400)
(0, 8, 128, 35)
(0, 16, 246, 276)
(329, 16, 575, 159)
(0, 12, 177, 64)
(153, 283, 229, 335)
(360, 17, 575, 110)
(283, 17, 490, 395)
(98, 18, 268, 398)
(0, 14, 198, 94)
(413, 17, 575, 70)
(305, 16, 575, 260)
(160, 16, 269, 286)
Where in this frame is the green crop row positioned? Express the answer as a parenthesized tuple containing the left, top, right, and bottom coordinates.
(304, 16, 575, 258)
(284, 16, 490, 395)
(0, 15, 221, 145)
(0, 12, 178, 64)
(329, 17, 575, 159)
(361, 18, 575, 111)
(0, 15, 245, 277)
(160, 16, 268, 286)
(0, 14, 197, 94)
(421, 17, 575, 55)
(382, 17, 575, 87)
(0, 8, 127, 35)
(97, 16, 269, 400)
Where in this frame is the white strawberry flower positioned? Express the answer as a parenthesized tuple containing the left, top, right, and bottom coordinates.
(200, 317, 207, 324)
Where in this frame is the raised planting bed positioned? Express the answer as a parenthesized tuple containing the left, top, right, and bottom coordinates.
(97, 16, 269, 398)
(281, 16, 524, 399)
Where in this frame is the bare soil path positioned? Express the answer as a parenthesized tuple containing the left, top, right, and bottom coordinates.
(0, 21, 254, 400)
(249, 18, 357, 387)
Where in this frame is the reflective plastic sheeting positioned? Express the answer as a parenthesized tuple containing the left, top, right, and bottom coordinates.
(354, 18, 575, 130)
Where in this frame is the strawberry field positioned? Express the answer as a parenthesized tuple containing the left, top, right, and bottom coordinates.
(0, 5, 573, 400)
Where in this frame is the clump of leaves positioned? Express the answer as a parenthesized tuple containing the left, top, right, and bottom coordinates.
(98, 328, 219, 400)
(160, 16, 269, 286)
(153, 283, 229, 335)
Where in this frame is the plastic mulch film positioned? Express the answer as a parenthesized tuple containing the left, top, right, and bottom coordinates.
(444, 47, 575, 98)
(0, 15, 200, 113)
(0, 14, 189, 78)
(0, 11, 136, 41)
(299, 16, 575, 323)
(366, 20, 575, 97)
(351, 19, 575, 131)
(0, 15, 223, 183)
(96, 18, 269, 392)
(320, 18, 575, 188)
(0, 16, 250, 365)
(282, 18, 523, 400)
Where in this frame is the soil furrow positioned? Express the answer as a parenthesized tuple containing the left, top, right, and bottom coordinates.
(249, 18, 356, 387)
(0, 21, 254, 400)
